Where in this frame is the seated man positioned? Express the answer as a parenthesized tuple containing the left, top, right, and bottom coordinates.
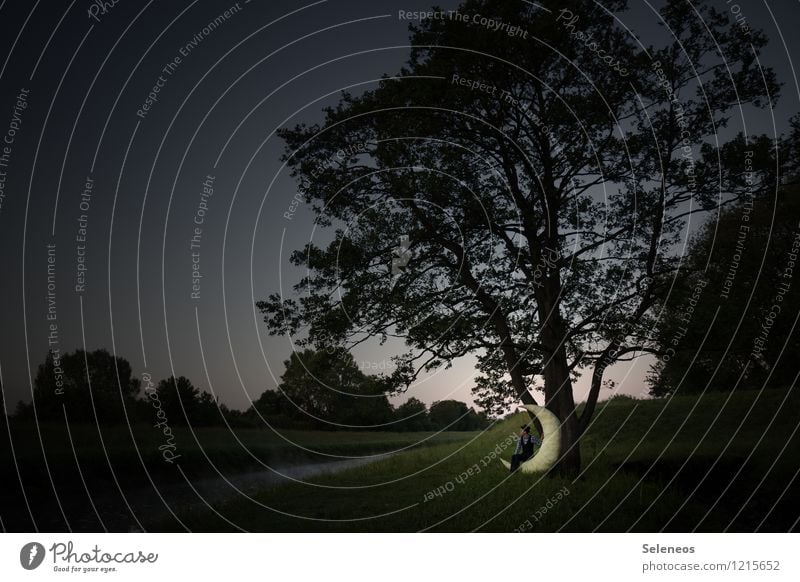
(510, 425, 539, 472)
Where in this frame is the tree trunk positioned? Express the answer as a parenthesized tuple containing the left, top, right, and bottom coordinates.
(502, 336, 542, 431)
(542, 342, 581, 475)
(510, 359, 537, 407)
(538, 286, 581, 475)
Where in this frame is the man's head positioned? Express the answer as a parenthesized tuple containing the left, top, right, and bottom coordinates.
(521, 425, 531, 434)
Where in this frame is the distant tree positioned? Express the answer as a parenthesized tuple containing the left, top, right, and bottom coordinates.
(194, 391, 225, 427)
(428, 399, 488, 431)
(14, 399, 33, 420)
(252, 389, 286, 416)
(393, 397, 430, 432)
(268, 348, 395, 429)
(154, 376, 207, 426)
(648, 183, 800, 395)
(338, 375, 395, 428)
(27, 349, 140, 424)
(221, 406, 252, 428)
(465, 408, 491, 430)
(250, 389, 295, 427)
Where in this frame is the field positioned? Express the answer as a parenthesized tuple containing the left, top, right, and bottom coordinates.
(0, 421, 471, 531)
(159, 389, 800, 532)
(2, 388, 798, 532)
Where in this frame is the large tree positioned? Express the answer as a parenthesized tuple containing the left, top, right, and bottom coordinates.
(259, 0, 780, 472)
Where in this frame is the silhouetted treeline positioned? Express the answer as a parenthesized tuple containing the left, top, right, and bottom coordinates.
(250, 391, 488, 432)
(11, 348, 488, 432)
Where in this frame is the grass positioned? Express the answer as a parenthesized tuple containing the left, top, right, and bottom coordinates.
(2, 422, 472, 472)
(158, 388, 800, 532)
(0, 421, 472, 531)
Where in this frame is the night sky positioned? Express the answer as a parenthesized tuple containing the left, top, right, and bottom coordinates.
(1, 0, 799, 413)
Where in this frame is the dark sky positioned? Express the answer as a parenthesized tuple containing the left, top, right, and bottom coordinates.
(1, 0, 799, 413)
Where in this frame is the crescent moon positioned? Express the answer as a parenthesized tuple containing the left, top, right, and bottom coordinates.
(500, 405, 561, 474)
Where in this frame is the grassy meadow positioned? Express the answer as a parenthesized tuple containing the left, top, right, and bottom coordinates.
(2, 388, 798, 532)
(0, 421, 471, 531)
(159, 388, 800, 532)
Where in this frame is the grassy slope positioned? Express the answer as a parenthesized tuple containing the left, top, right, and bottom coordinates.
(167, 389, 800, 532)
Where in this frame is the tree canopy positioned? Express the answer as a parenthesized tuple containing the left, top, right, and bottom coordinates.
(648, 183, 800, 395)
(254, 348, 395, 429)
(153, 376, 227, 427)
(429, 399, 488, 431)
(21, 349, 140, 425)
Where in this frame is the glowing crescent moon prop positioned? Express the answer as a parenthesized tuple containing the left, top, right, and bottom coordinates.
(500, 404, 561, 474)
